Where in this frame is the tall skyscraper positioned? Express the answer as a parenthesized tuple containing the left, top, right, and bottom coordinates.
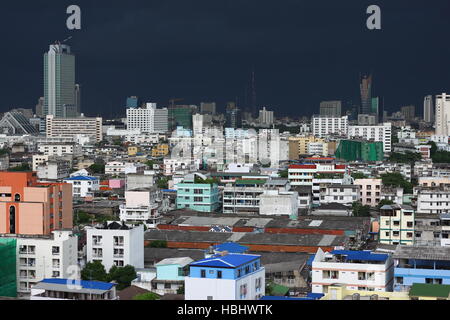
(35, 97, 44, 117)
(401, 105, 416, 121)
(359, 74, 372, 115)
(258, 107, 274, 126)
(424, 95, 435, 123)
(435, 93, 450, 136)
(44, 42, 76, 117)
(75, 84, 81, 114)
(320, 101, 342, 117)
(126, 96, 139, 108)
(225, 102, 242, 128)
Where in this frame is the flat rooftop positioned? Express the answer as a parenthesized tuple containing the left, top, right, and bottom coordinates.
(393, 246, 450, 261)
(160, 209, 370, 231)
(144, 229, 346, 247)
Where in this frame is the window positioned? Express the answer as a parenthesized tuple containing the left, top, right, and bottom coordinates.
(164, 283, 171, 289)
(240, 284, 247, 298)
(201, 270, 206, 278)
(395, 277, 403, 284)
(113, 236, 124, 246)
(9, 206, 15, 234)
(255, 277, 262, 290)
(323, 270, 339, 279)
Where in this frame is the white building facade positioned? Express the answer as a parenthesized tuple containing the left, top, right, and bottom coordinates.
(86, 222, 144, 272)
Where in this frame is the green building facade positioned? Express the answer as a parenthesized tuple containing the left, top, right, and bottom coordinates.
(0, 238, 17, 297)
(335, 139, 384, 162)
(169, 107, 193, 130)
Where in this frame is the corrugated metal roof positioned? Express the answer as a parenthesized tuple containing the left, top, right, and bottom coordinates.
(190, 253, 260, 268)
(213, 242, 248, 253)
(330, 250, 389, 262)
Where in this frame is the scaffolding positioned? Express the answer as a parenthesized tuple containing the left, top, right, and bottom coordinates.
(0, 238, 17, 297)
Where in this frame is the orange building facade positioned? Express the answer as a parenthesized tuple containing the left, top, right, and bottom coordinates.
(0, 172, 73, 235)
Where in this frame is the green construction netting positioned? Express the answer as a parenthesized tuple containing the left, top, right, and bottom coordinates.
(0, 238, 17, 297)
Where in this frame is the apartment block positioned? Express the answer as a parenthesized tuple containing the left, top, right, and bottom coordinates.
(0, 172, 73, 235)
(46, 115, 102, 143)
(312, 249, 394, 294)
(185, 253, 265, 300)
(379, 204, 415, 245)
(86, 222, 144, 272)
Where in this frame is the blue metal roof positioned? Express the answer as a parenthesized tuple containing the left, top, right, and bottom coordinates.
(191, 253, 260, 268)
(330, 250, 389, 262)
(260, 296, 314, 300)
(41, 278, 116, 291)
(307, 254, 315, 266)
(213, 242, 249, 254)
(306, 292, 324, 299)
(260, 293, 323, 300)
(65, 176, 99, 181)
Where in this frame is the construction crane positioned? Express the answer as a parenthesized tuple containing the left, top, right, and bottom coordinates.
(169, 98, 184, 108)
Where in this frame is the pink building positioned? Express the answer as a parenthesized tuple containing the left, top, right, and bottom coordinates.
(0, 171, 73, 235)
(354, 178, 382, 207)
(109, 179, 125, 189)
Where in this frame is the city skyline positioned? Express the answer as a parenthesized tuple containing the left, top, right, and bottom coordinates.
(1, 0, 450, 118)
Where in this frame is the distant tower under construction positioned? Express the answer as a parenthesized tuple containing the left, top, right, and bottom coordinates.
(359, 73, 372, 115)
(251, 69, 257, 118)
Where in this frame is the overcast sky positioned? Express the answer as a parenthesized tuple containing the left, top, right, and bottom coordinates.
(1, 0, 449, 118)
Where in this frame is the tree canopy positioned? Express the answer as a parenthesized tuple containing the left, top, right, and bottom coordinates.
(133, 292, 160, 300)
(381, 172, 413, 194)
(351, 172, 367, 179)
(89, 163, 105, 174)
(388, 152, 421, 164)
(351, 202, 371, 217)
(81, 261, 108, 282)
(107, 265, 137, 291)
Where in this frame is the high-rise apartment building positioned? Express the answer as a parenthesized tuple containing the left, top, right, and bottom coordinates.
(320, 101, 342, 117)
(126, 103, 168, 134)
(424, 95, 434, 123)
(258, 107, 274, 126)
(347, 122, 392, 153)
(435, 93, 450, 136)
(44, 43, 76, 117)
(312, 115, 348, 137)
(46, 114, 103, 142)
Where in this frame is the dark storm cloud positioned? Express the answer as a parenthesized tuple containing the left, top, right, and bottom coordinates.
(0, 0, 449, 117)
